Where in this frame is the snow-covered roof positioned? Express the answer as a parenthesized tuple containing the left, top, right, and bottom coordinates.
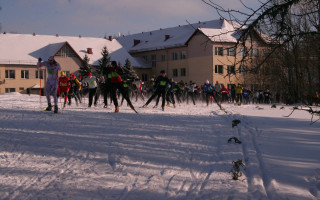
(0, 33, 148, 68)
(117, 19, 243, 52)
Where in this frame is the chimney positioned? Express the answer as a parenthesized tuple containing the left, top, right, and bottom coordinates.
(109, 36, 113, 41)
(134, 39, 140, 46)
(87, 48, 93, 54)
(165, 35, 170, 41)
(33, 33, 36, 36)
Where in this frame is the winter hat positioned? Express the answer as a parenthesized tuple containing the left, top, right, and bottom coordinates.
(48, 56, 54, 61)
(205, 80, 209, 84)
(88, 72, 92, 76)
(60, 71, 65, 76)
(160, 70, 165, 74)
(111, 61, 117, 67)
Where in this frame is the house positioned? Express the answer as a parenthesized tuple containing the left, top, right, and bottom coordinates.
(117, 19, 270, 90)
(0, 33, 148, 95)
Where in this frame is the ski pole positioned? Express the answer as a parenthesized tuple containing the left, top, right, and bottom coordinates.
(38, 58, 42, 109)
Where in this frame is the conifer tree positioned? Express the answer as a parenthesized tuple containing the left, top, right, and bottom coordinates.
(79, 54, 91, 76)
(96, 46, 110, 76)
(122, 58, 138, 80)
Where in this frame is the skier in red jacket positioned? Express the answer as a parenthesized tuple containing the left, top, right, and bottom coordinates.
(58, 71, 71, 108)
(220, 84, 230, 103)
(110, 61, 136, 113)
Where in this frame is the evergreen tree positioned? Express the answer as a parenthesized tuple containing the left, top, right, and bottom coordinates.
(122, 58, 138, 80)
(79, 54, 91, 76)
(96, 46, 110, 76)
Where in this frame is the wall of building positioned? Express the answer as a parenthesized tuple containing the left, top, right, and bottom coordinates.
(55, 57, 82, 75)
(187, 32, 214, 86)
(0, 64, 45, 95)
(0, 57, 83, 95)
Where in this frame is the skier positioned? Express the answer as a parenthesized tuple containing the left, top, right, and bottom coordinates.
(83, 72, 98, 107)
(37, 56, 61, 113)
(134, 78, 145, 102)
(58, 71, 71, 108)
(263, 89, 271, 104)
(242, 88, 251, 104)
(166, 79, 176, 108)
(110, 61, 136, 113)
(68, 74, 82, 106)
(235, 84, 243, 104)
(142, 70, 171, 111)
(203, 80, 216, 106)
(120, 79, 130, 106)
(102, 65, 113, 108)
(186, 81, 196, 105)
(220, 84, 230, 103)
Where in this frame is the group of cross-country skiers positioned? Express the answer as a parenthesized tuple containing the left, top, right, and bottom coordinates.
(38, 56, 273, 114)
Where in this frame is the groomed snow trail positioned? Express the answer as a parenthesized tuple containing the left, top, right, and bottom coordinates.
(0, 93, 319, 200)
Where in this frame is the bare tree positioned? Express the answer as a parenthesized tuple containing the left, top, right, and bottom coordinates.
(202, 0, 320, 103)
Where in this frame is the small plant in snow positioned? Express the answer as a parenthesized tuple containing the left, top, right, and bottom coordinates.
(228, 137, 242, 144)
(271, 104, 276, 108)
(232, 119, 241, 128)
(230, 159, 246, 180)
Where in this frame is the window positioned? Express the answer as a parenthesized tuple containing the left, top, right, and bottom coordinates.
(19, 87, 24, 91)
(238, 48, 248, 57)
(251, 48, 259, 57)
(227, 47, 236, 56)
(151, 55, 156, 67)
(21, 70, 29, 79)
(5, 70, 15, 79)
(239, 65, 247, 75)
(36, 70, 44, 79)
(180, 68, 186, 77)
(215, 65, 224, 74)
(143, 56, 148, 62)
(215, 47, 223, 56)
(142, 73, 148, 82)
(227, 65, 235, 74)
(261, 49, 270, 56)
(172, 52, 178, 60)
(180, 51, 187, 60)
(161, 55, 166, 62)
(5, 88, 15, 93)
(173, 69, 178, 77)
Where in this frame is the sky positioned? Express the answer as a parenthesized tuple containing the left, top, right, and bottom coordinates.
(0, 0, 260, 38)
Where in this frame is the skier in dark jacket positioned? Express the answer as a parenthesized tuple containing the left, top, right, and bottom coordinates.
(102, 65, 113, 108)
(142, 70, 171, 111)
(166, 79, 176, 108)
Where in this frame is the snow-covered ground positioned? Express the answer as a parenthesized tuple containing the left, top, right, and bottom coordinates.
(0, 93, 319, 200)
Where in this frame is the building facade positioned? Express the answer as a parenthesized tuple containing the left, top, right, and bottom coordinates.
(0, 33, 147, 95)
(118, 19, 270, 90)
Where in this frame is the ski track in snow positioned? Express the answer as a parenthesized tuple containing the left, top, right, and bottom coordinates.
(0, 93, 319, 199)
